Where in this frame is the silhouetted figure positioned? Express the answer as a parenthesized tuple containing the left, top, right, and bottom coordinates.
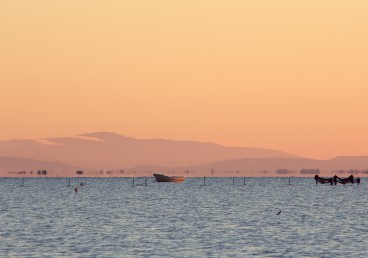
(74, 187, 78, 193)
(314, 175, 319, 185)
(349, 175, 354, 184)
(333, 175, 338, 185)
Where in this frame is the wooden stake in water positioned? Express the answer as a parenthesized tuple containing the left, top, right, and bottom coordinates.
(233, 178, 235, 185)
(288, 178, 291, 185)
(203, 176, 206, 186)
(132, 177, 135, 187)
(68, 177, 71, 187)
(21, 178, 25, 187)
(244, 177, 246, 186)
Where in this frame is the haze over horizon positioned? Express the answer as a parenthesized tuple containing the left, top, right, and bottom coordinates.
(1, 1, 368, 160)
(2, 131, 368, 178)
(0, 131, 368, 160)
(0, 130, 367, 160)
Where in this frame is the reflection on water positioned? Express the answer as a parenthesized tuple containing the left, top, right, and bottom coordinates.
(0, 177, 367, 257)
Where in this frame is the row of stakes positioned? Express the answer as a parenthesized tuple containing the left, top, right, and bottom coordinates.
(131, 177, 249, 187)
(18, 177, 293, 187)
(133, 177, 293, 186)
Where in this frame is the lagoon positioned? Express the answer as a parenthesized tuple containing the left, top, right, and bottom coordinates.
(0, 177, 367, 257)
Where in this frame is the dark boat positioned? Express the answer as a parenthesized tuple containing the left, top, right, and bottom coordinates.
(314, 174, 360, 185)
(314, 175, 333, 185)
(333, 175, 360, 185)
(153, 174, 185, 183)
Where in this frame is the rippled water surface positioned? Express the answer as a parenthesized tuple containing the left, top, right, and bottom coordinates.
(0, 177, 367, 257)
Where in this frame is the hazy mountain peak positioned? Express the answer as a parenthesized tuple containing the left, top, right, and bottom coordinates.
(80, 132, 136, 142)
(81, 131, 124, 137)
(34, 138, 63, 146)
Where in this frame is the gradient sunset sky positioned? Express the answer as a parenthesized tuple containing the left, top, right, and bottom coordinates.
(1, 1, 368, 159)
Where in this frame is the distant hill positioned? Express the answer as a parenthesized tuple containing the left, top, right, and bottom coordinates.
(0, 132, 296, 170)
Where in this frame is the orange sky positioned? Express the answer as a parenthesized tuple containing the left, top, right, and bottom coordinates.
(1, 1, 368, 159)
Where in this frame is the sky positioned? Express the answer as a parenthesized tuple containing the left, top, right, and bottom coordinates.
(1, 0, 368, 159)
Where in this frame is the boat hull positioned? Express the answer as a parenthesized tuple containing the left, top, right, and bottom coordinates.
(153, 174, 185, 183)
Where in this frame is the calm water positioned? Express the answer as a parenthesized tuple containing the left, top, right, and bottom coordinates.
(0, 177, 367, 257)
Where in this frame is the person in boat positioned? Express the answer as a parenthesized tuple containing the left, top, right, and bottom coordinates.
(314, 175, 319, 184)
(349, 175, 354, 184)
(333, 175, 339, 185)
(314, 175, 323, 185)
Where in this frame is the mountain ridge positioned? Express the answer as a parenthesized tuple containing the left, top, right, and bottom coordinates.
(0, 131, 297, 170)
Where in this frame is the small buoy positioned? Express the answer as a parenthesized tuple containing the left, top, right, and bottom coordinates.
(277, 210, 282, 215)
(74, 187, 78, 193)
